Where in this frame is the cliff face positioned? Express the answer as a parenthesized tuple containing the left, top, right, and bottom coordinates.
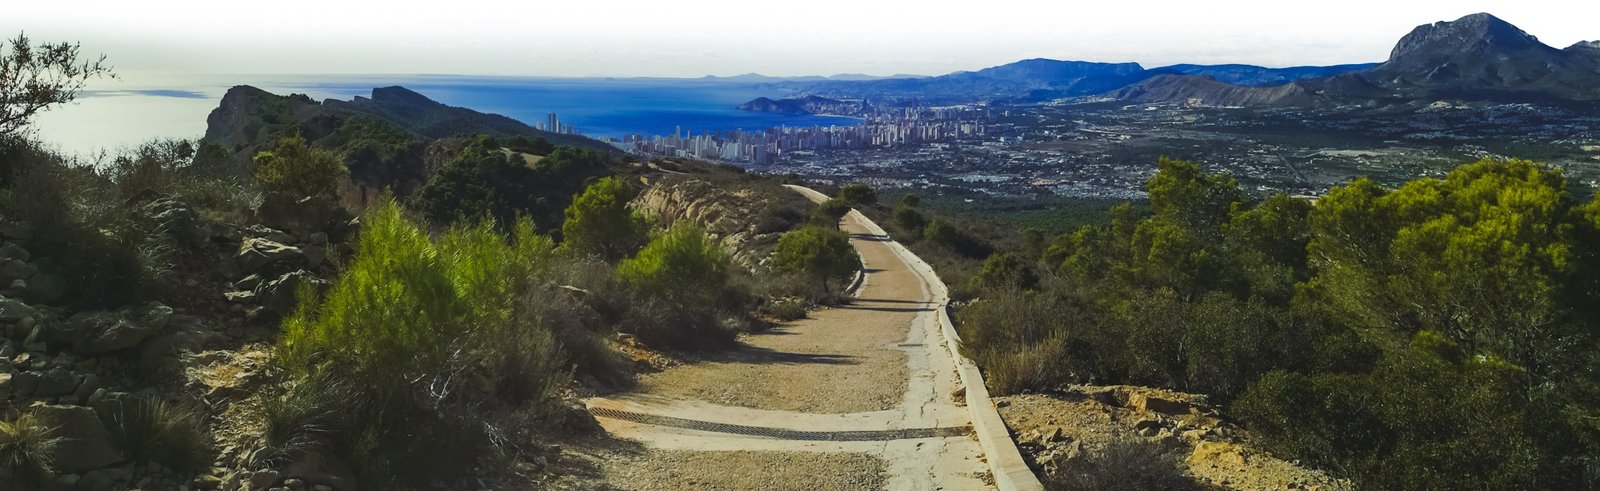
(630, 175, 810, 271)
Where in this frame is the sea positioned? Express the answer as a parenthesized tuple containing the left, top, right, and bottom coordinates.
(29, 72, 863, 157)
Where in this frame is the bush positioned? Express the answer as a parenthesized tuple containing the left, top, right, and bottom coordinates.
(1052, 438, 1196, 491)
(773, 226, 860, 297)
(969, 252, 1039, 292)
(0, 412, 61, 488)
(891, 205, 927, 238)
(616, 223, 737, 348)
(274, 199, 579, 487)
(98, 396, 213, 474)
(956, 291, 1069, 394)
(253, 133, 347, 199)
(559, 176, 649, 262)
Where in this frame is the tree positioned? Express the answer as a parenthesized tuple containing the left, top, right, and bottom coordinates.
(773, 226, 860, 295)
(810, 198, 852, 228)
(970, 252, 1039, 292)
(616, 223, 730, 308)
(559, 177, 649, 262)
(900, 193, 920, 208)
(253, 134, 347, 199)
(838, 183, 877, 205)
(0, 33, 113, 137)
(891, 205, 927, 234)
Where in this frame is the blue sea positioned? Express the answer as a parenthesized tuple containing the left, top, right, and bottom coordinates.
(32, 73, 862, 156)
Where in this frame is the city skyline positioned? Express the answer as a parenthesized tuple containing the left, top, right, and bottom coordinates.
(6, 1, 1599, 78)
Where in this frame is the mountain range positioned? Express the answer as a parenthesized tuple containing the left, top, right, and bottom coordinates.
(781, 13, 1600, 107)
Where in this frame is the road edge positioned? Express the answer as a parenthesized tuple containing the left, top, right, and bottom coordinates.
(784, 185, 1044, 491)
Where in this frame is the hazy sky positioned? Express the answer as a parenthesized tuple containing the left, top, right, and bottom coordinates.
(6, 0, 1599, 78)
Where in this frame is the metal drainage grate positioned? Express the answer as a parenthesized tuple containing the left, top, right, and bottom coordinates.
(590, 407, 971, 442)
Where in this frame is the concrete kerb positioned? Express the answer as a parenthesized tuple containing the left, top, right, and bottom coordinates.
(785, 185, 1045, 491)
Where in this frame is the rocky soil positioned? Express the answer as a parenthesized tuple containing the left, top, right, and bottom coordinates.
(996, 385, 1352, 491)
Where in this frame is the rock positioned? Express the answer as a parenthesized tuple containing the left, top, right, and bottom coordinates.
(136, 335, 178, 377)
(242, 225, 296, 245)
(303, 245, 326, 269)
(73, 373, 102, 405)
(225, 290, 258, 304)
(20, 271, 66, 304)
(46, 302, 173, 355)
(0, 221, 34, 240)
(234, 274, 266, 291)
(308, 232, 329, 245)
(0, 242, 30, 262)
(235, 238, 305, 276)
(259, 270, 326, 315)
(257, 193, 352, 238)
(77, 467, 127, 491)
(1127, 392, 1193, 415)
(0, 295, 36, 323)
(248, 469, 281, 490)
(31, 367, 81, 397)
(145, 198, 208, 248)
(0, 258, 30, 282)
(1189, 441, 1250, 468)
(34, 404, 122, 473)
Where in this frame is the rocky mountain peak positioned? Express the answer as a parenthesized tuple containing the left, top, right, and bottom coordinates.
(1388, 13, 1546, 62)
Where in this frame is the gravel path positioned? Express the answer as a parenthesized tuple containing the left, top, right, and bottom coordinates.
(601, 449, 888, 491)
(633, 211, 917, 413)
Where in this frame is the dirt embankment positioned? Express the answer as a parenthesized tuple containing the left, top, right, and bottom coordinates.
(997, 385, 1351, 491)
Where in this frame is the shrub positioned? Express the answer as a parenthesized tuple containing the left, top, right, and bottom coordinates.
(0, 412, 62, 488)
(1051, 438, 1196, 490)
(767, 298, 809, 321)
(616, 223, 737, 348)
(899, 193, 920, 208)
(773, 226, 860, 297)
(275, 199, 578, 486)
(838, 182, 876, 205)
(956, 292, 1069, 394)
(253, 133, 347, 199)
(891, 205, 927, 238)
(97, 396, 213, 474)
(559, 177, 649, 262)
(969, 252, 1039, 292)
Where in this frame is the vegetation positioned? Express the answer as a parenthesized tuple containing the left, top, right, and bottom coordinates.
(416, 135, 610, 228)
(956, 156, 1600, 489)
(838, 182, 877, 205)
(559, 176, 649, 261)
(97, 396, 213, 474)
(809, 197, 852, 228)
(0, 33, 113, 137)
(773, 226, 860, 297)
(253, 133, 348, 199)
(615, 223, 738, 347)
(0, 412, 61, 488)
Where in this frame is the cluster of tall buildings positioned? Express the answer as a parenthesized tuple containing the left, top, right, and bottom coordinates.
(613, 106, 991, 165)
(535, 112, 578, 135)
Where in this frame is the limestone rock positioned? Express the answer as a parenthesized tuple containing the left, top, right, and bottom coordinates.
(43, 302, 172, 355)
(34, 404, 122, 473)
(235, 238, 305, 276)
(259, 270, 326, 315)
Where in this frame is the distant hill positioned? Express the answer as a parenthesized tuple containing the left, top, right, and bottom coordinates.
(1103, 13, 1600, 107)
(204, 85, 614, 156)
(1145, 63, 1378, 87)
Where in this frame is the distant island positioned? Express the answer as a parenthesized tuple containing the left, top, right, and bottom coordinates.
(736, 95, 869, 116)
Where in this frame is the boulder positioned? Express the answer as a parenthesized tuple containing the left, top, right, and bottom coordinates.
(20, 271, 67, 304)
(0, 242, 30, 261)
(29, 367, 80, 397)
(33, 404, 123, 473)
(257, 193, 352, 238)
(0, 258, 30, 282)
(0, 221, 34, 240)
(0, 294, 37, 322)
(136, 335, 178, 377)
(235, 238, 305, 276)
(43, 302, 172, 355)
(259, 270, 327, 315)
(241, 225, 295, 245)
(1127, 392, 1193, 416)
(144, 198, 208, 248)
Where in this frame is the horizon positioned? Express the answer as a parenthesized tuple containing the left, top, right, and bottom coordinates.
(7, 2, 1598, 79)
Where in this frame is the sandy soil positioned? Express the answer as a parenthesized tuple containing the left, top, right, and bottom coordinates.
(632, 213, 916, 414)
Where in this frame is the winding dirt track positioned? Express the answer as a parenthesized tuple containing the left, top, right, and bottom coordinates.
(586, 187, 997, 490)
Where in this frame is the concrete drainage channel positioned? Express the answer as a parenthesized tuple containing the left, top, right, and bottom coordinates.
(589, 407, 972, 442)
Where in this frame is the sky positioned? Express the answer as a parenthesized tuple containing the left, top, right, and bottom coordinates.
(5, 1, 1599, 78)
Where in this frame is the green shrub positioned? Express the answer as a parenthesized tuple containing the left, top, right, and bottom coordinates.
(969, 252, 1038, 292)
(956, 291, 1069, 394)
(773, 226, 860, 297)
(253, 133, 347, 199)
(616, 223, 737, 348)
(97, 396, 213, 474)
(0, 412, 62, 488)
(559, 176, 649, 262)
(767, 298, 809, 321)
